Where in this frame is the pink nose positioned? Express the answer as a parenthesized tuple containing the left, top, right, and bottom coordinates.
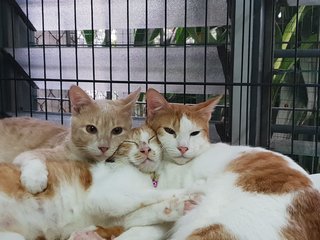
(178, 146, 189, 154)
(140, 147, 151, 155)
(99, 147, 108, 153)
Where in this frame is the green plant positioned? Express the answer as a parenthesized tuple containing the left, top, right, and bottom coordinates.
(273, 5, 319, 126)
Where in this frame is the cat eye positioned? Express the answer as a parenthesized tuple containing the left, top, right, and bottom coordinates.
(112, 127, 123, 135)
(86, 125, 97, 134)
(190, 131, 200, 136)
(164, 127, 175, 135)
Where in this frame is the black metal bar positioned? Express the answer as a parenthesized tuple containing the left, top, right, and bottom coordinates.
(26, 0, 33, 117)
(74, 0, 79, 86)
(57, 0, 63, 124)
(127, 0, 130, 94)
(238, 0, 246, 144)
(183, 0, 187, 103)
(248, 1, 268, 146)
(225, 0, 232, 143)
(90, 0, 96, 98)
(164, 0, 167, 97)
(145, 0, 148, 91)
(6, 76, 320, 88)
(108, 0, 113, 97)
(312, 47, 320, 173)
(203, 0, 208, 100)
(246, 0, 253, 145)
(314, 18, 320, 172)
(10, 4, 17, 116)
(274, 49, 320, 58)
(272, 124, 320, 136)
(290, 0, 300, 156)
(41, 0, 48, 119)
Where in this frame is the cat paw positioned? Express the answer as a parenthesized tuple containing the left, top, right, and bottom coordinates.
(19, 158, 48, 194)
(184, 193, 203, 214)
(161, 196, 186, 221)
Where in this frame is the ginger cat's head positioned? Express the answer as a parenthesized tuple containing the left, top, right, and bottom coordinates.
(146, 88, 222, 165)
(68, 85, 140, 162)
(108, 125, 162, 173)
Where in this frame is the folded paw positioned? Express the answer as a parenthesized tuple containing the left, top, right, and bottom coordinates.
(15, 154, 48, 194)
(184, 192, 203, 214)
(160, 196, 186, 222)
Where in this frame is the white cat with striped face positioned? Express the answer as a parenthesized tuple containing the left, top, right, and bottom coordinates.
(108, 125, 162, 174)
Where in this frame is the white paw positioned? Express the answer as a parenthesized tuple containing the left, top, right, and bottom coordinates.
(161, 196, 186, 221)
(19, 159, 48, 194)
(183, 193, 203, 214)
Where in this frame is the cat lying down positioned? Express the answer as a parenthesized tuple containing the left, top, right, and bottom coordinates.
(0, 126, 191, 240)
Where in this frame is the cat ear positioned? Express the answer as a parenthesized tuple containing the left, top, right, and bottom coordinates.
(146, 88, 169, 120)
(121, 87, 141, 113)
(68, 85, 94, 114)
(192, 95, 223, 121)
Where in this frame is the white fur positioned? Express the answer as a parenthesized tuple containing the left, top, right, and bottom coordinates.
(0, 161, 187, 240)
(153, 112, 314, 239)
(0, 232, 25, 240)
(158, 115, 210, 165)
(310, 173, 320, 190)
(13, 153, 48, 194)
(154, 141, 313, 239)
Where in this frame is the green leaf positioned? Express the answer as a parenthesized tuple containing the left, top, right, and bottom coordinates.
(82, 30, 95, 45)
(134, 29, 146, 45)
(174, 28, 188, 45)
(147, 29, 161, 43)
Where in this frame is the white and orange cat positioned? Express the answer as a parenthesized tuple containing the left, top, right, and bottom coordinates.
(139, 88, 320, 240)
(0, 85, 140, 194)
(0, 125, 188, 240)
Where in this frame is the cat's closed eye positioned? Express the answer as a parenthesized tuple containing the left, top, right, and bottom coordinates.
(86, 125, 98, 134)
(112, 127, 123, 135)
(164, 127, 175, 135)
(190, 131, 200, 136)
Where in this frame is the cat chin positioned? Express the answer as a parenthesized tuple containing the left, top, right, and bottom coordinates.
(171, 156, 194, 165)
(138, 159, 159, 173)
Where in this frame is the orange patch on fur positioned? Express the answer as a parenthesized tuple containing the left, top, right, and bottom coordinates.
(95, 226, 124, 239)
(0, 163, 27, 198)
(0, 161, 92, 199)
(281, 189, 320, 240)
(42, 160, 93, 198)
(187, 224, 237, 240)
(227, 152, 312, 194)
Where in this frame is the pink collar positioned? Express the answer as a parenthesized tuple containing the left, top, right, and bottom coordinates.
(150, 172, 159, 188)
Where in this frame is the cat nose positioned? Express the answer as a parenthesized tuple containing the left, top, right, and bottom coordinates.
(178, 146, 188, 154)
(99, 147, 109, 153)
(140, 146, 151, 155)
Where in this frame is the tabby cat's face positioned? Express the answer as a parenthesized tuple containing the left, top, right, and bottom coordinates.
(146, 88, 221, 165)
(109, 126, 162, 173)
(69, 86, 140, 162)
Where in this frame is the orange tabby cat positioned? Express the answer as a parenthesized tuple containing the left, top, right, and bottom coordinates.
(0, 85, 140, 194)
(0, 125, 187, 240)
